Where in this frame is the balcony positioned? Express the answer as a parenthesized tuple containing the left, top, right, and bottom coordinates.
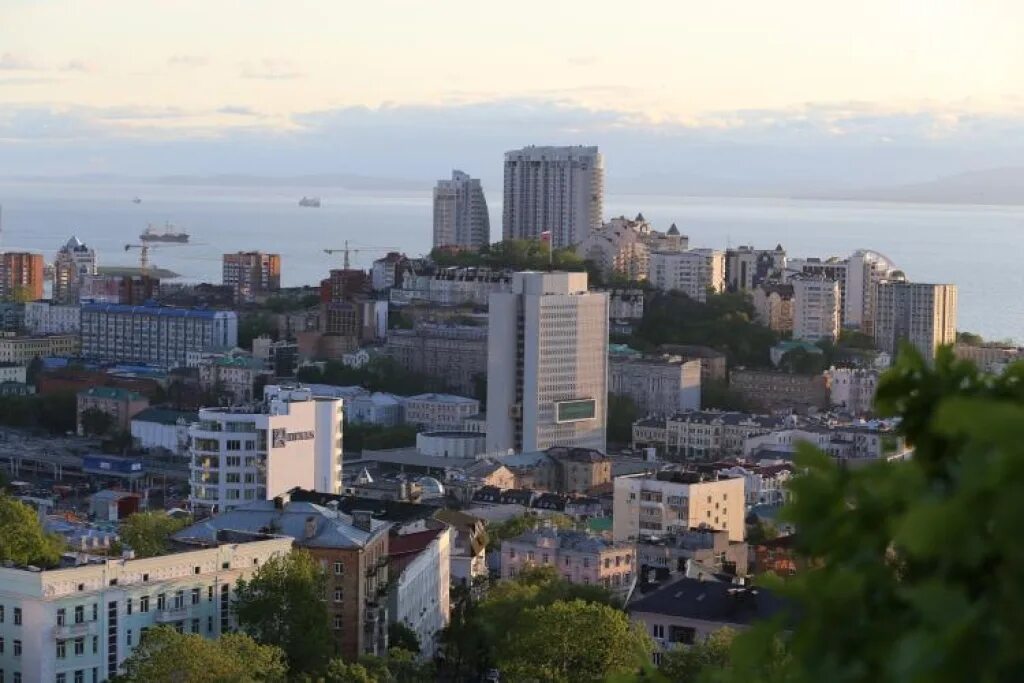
(155, 607, 190, 623)
(53, 621, 97, 638)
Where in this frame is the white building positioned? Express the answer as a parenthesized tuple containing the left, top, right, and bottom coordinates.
(791, 274, 840, 342)
(370, 253, 407, 292)
(53, 235, 97, 304)
(24, 301, 81, 335)
(0, 363, 27, 384)
(0, 533, 292, 683)
(576, 215, 652, 282)
(502, 146, 603, 248)
(874, 281, 957, 360)
(415, 431, 488, 459)
(716, 464, 792, 507)
(403, 393, 480, 431)
(388, 526, 452, 660)
(487, 272, 609, 453)
(130, 408, 197, 455)
(302, 384, 404, 426)
(649, 249, 725, 302)
(844, 249, 900, 335)
(433, 171, 490, 251)
(612, 472, 745, 543)
(189, 385, 343, 513)
(827, 367, 880, 415)
(725, 245, 786, 291)
(609, 355, 701, 417)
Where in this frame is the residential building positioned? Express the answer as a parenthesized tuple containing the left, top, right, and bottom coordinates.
(874, 281, 957, 360)
(53, 236, 98, 304)
(0, 251, 44, 301)
(632, 411, 787, 461)
(0, 302, 24, 332)
(613, 471, 746, 543)
(403, 393, 480, 430)
(188, 385, 343, 513)
(576, 215, 652, 282)
(221, 251, 281, 302)
(729, 369, 830, 413)
(0, 531, 292, 683)
(80, 302, 238, 369)
(383, 324, 487, 396)
(953, 343, 1024, 374)
(252, 336, 300, 377)
(649, 249, 725, 302)
(751, 283, 795, 333)
(630, 578, 787, 654)
(302, 385, 404, 426)
(791, 274, 840, 341)
(786, 256, 849, 321)
(433, 509, 488, 587)
(389, 267, 512, 307)
(608, 289, 645, 320)
(433, 170, 490, 250)
(198, 355, 274, 404)
(387, 525, 452, 660)
(635, 527, 749, 577)
(0, 333, 79, 363)
(609, 354, 701, 417)
(493, 446, 613, 495)
(76, 386, 150, 436)
(415, 431, 488, 459)
(715, 463, 793, 507)
(130, 407, 197, 455)
(370, 253, 409, 292)
(826, 367, 880, 414)
(724, 245, 786, 292)
(23, 300, 81, 335)
(487, 271, 608, 453)
(844, 249, 901, 334)
(658, 345, 728, 382)
(502, 145, 603, 248)
(0, 362, 27, 384)
(79, 274, 160, 306)
(501, 526, 635, 593)
(176, 496, 390, 660)
(743, 424, 906, 464)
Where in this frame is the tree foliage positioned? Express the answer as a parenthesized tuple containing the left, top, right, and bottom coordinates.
(608, 393, 639, 446)
(430, 240, 586, 272)
(120, 511, 190, 558)
(659, 628, 737, 682)
(113, 626, 287, 683)
(296, 357, 438, 395)
(0, 494, 64, 567)
(343, 423, 419, 454)
(80, 407, 115, 436)
(720, 347, 1024, 683)
(387, 623, 420, 655)
(233, 550, 332, 676)
(0, 392, 77, 433)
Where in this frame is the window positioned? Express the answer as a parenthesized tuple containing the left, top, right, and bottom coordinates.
(74, 671, 84, 683)
(191, 588, 201, 605)
(74, 638, 84, 655)
(57, 675, 67, 683)
(333, 561, 343, 575)
(15, 672, 21, 683)
(226, 440, 241, 451)
(174, 590, 184, 609)
(126, 598, 133, 615)
(333, 589, 343, 603)
(191, 619, 200, 634)
(13, 640, 21, 656)
(91, 637, 97, 654)
(669, 625, 696, 645)
(156, 594, 166, 610)
(13, 608, 20, 625)
(208, 586, 214, 602)
(140, 596, 149, 613)
(91, 604, 97, 621)
(57, 640, 67, 659)
(208, 616, 213, 633)
(0, 605, 4, 622)
(127, 629, 133, 646)
(332, 616, 342, 630)
(0, 636, 4, 653)
(652, 624, 665, 639)
(57, 608, 66, 626)
(74, 606, 84, 624)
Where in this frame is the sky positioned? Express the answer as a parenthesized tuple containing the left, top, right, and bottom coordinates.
(1, 0, 1023, 186)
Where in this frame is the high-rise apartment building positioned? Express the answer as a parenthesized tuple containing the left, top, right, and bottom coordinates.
(80, 302, 238, 368)
(222, 251, 281, 302)
(648, 249, 726, 302)
(873, 281, 957, 360)
(433, 170, 490, 251)
(791, 274, 841, 341)
(502, 146, 603, 248)
(189, 385, 343, 513)
(53, 236, 98, 304)
(486, 272, 608, 453)
(725, 244, 786, 291)
(0, 251, 44, 301)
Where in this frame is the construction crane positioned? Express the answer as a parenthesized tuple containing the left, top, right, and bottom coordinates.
(323, 240, 400, 269)
(124, 243, 155, 273)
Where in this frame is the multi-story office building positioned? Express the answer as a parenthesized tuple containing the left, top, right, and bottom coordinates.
(649, 249, 726, 302)
(176, 495, 390, 661)
(502, 146, 603, 248)
(873, 281, 957, 360)
(382, 324, 487, 396)
(188, 385, 343, 513)
(0, 333, 79, 363)
(402, 393, 480, 430)
(222, 251, 281, 302)
(487, 272, 608, 453)
(0, 252, 44, 301)
(609, 354, 701, 417)
(80, 302, 238, 369)
(0, 532, 292, 683)
(433, 170, 490, 251)
(500, 527, 636, 593)
(53, 236, 98, 304)
(724, 245, 786, 292)
(24, 301, 81, 335)
(791, 274, 840, 342)
(613, 471, 746, 543)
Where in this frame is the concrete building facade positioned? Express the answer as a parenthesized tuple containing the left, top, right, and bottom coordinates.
(613, 472, 746, 543)
(24, 301, 81, 335)
(874, 281, 957, 360)
(222, 251, 281, 302)
(53, 236, 98, 304)
(791, 274, 840, 342)
(433, 170, 490, 250)
(649, 249, 725, 302)
(0, 252, 44, 301)
(501, 527, 635, 592)
(609, 355, 701, 417)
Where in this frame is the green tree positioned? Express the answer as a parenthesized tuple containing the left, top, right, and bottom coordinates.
(659, 628, 736, 682)
(323, 658, 378, 683)
(78, 409, 114, 436)
(234, 550, 332, 675)
(498, 599, 652, 682)
(721, 347, 1024, 683)
(607, 393, 639, 446)
(26, 355, 43, 386)
(387, 623, 420, 655)
(114, 626, 287, 682)
(486, 514, 575, 548)
(0, 494, 64, 567)
(702, 379, 752, 412)
(777, 348, 828, 375)
(120, 511, 190, 558)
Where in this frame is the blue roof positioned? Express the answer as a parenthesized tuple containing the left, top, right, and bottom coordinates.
(81, 302, 231, 320)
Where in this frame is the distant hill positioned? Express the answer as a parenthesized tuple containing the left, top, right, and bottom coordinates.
(804, 168, 1024, 205)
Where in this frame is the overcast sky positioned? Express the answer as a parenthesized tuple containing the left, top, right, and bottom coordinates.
(2, 0, 1022, 186)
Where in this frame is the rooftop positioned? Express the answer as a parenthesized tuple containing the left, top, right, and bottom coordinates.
(78, 386, 146, 402)
(629, 577, 788, 625)
(404, 393, 478, 405)
(506, 526, 628, 554)
(81, 302, 234, 319)
(132, 407, 198, 426)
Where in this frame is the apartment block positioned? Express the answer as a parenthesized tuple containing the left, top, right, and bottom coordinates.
(433, 170, 490, 250)
(609, 354, 701, 417)
(222, 251, 281, 302)
(874, 281, 957, 360)
(0, 252, 44, 301)
(826, 367, 880, 415)
(632, 411, 787, 461)
(382, 324, 487, 396)
(76, 387, 150, 436)
(402, 393, 480, 430)
(649, 249, 725, 302)
(724, 245, 786, 292)
(24, 301, 81, 335)
(729, 369, 830, 414)
(53, 236, 98, 304)
(751, 283, 794, 333)
(501, 527, 635, 593)
(197, 355, 274, 405)
(0, 334, 80, 364)
(791, 274, 840, 342)
(613, 471, 746, 543)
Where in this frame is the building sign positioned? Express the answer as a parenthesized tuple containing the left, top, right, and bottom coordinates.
(555, 398, 597, 423)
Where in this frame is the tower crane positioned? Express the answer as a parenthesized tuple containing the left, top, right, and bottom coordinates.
(323, 240, 400, 269)
(124, 243, 156, 273)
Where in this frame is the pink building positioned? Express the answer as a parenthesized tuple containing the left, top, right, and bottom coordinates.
(500, 526, 636, 593)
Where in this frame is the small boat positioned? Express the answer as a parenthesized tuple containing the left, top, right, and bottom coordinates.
(299, 196, 321, 208)
(132, 197, 142, 204)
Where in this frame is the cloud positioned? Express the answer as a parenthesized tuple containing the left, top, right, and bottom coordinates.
(168, 55, 209, 68)
(217, 106, 260, 117)
(240, 59, 303, 80)
(0, 53, 37, 71)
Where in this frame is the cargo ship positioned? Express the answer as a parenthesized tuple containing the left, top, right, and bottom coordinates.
(139, 222, 190, 243)
(299, 196, 321, 208)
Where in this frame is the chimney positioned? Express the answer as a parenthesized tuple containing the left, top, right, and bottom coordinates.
(304, 516, 318, 540)
(352, 510, 373, 533)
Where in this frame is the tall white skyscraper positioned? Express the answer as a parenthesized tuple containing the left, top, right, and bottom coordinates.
(502, 145, 604, 248)
(486, 271, 608, 454)
(874, 281, 957, 360)
(433, 170, 490, 250)
(792, 274, 841, 341)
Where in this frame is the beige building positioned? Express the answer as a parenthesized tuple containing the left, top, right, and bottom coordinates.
(609, 354, 701, 417)
(577, 215, 652, 282)
(76, 386, 151, 435)
(613, 471, 746, 543)
(791, 274, 840, 342)
(382, 324, 487, 396)
(729, 369, 830, 414)
(501, 527, 635, 593)
(632, 411, 786, 461)
(953, 343, 1024, 374)
(649, 249, 725, 302)
(751, 283, 794, 333)
(402, 393, 480, 430)
(222, 251, 281, 302)
(874, 281, 957, 360)
(0, 333, 80, 363)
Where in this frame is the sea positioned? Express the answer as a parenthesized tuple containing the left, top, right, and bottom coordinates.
(0, 180, 1021, 343)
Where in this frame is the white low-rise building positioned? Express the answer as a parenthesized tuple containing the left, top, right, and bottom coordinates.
(716, 463, 793, 507)
(403, 393, 480, 431)
(415, 431, 488, 459)
(649, 249, 725, 303)
(24, 301, 82, 335)
(827, 367, 880, 415)
(388, 525, 452, 660)
(0, 533, 292, 683)
(130, 408, 197, 455)
(0, 362, 27, 384)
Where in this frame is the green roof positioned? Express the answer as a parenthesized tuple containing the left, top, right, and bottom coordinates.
(213, 356, 267, 369)
(587, 517, 613, 533)
(608, 344, 642, 357)
(79, 386, 146, 401)
(132, 407, 198, 426)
